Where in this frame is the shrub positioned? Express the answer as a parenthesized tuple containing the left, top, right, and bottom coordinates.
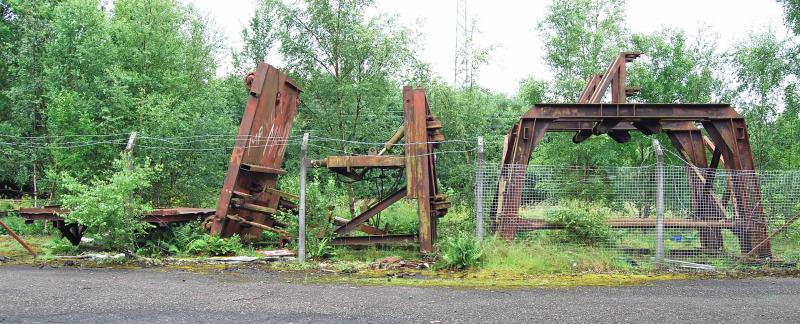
(59, 153, 159, 251)
(0, 215, 47, 236)
(43, 237, 80, 255)
(306, 235, 336, 259)
(135, 222, 207, 257)
(206, 234, 244, 256)
(545, 200, 614, 246)
(441, 233, 483, 270)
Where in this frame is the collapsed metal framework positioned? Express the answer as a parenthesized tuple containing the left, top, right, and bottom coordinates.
(209, 63, 302, 243)
(494, 52, 771, 258)
(310, 87, 450, 252)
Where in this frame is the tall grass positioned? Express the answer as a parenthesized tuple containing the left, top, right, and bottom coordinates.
(480, 238, 634, 274)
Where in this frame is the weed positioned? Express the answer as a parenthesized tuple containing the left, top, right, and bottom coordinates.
(544, 200, 614, 246)
(440, 233, 483, 270)
(43, 236, 80, 255)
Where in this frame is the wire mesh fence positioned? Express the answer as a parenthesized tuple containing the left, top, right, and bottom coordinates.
(476, 161, 800, 270)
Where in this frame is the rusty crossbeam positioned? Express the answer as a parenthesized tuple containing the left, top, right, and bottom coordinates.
(493, 51, 771, 258)
(210, 63, 302, 241)
(312, 87, 449, 253)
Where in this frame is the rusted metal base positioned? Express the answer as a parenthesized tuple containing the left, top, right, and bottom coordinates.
(311, 87, 449, 253)
(18, 207, 215, 245)
(492, 52, 771, 258)
(329, 234, 417, 246)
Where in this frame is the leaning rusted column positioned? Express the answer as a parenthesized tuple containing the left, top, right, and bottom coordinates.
(702, 118, 770, 258)
(0, 220, 37, 257)
(494, 117, 552, 240)
(667, 129, 724, 253)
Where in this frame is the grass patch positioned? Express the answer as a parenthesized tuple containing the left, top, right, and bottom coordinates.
(480, 238, 638, 274)
(0, 235, 49, 261)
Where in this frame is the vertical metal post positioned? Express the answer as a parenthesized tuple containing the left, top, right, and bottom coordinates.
(475, 136, 485, 241)
(652, 139, 665, 268)
(298, 133, 309, 262)
(125, 131, 138, 171)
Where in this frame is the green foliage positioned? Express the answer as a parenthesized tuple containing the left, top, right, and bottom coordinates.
(135, 222, 207, 257)
(43, 236, 79, 255)
(545, 200, 614, 246)
(481, 238, 632, 274)
(205, 234, 244, 256)
(59, 153, 158, 251)
(0, 215, 47, 236)
(538, 0, 628, 100)
(440, 233, 483, 270)
(306, 235, 336, 260)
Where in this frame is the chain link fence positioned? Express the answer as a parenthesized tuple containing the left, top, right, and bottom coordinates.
(475, 142, 800, 270)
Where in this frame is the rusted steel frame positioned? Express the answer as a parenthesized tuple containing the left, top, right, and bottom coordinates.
(514, 218, 733, 231)
(19, 207, 214, 224)
(746, 213, 800, 257)
(334, 188, 408, 236)
(211, 63, 301, 240)
(702, 119, 769, 257)
(329, 234, 417, 246)
(585, 52, 641, 103)
(491, 118, 552, 239)
(546, 120, 699, 132)
(523, 103, 742, 120)
(333, 217, 385, 235)
(578, 74, 603, 103)
(311, 155, 405, 169)
(404, 86, 438, 252)
(0, 219, 37, 257)
(225, 214, 290, 244)
(667, 130, 725, 251)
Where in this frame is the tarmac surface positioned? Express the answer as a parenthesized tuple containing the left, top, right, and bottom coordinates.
(2, 265, 799, 323)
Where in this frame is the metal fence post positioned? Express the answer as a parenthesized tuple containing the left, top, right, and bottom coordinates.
(298, 133, 309, 262)
(652, 139, 665, 268)
(475, 136, 485, 241)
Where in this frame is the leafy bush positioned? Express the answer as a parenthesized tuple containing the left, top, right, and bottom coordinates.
(306, 236, 336, 259)
(545, 200, 614, 246)
(135, 222, 207, 257)
(205, 234, 244, 256)
(440, 233, 483, 270)
(43, 237, 80, 255)
(59, 153, 159, 251)
(0, 215, 47, 236)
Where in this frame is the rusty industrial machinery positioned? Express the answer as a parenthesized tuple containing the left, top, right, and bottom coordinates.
(493, 52, 771, 258)
(209, 63, 302, 244)
(310, 86, 450, 252)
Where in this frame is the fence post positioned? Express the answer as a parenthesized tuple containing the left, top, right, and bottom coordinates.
(125, 131, 138, 171)
(475, 136, 485, 241)
(652, 139, 665, 268)
(298, 133, 309, 262)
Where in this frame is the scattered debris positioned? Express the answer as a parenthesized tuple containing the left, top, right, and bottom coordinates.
(0, 256, 13, 263)
(371, 256, 429, 270)
(664, 259, 716, 271)
(255, 249, 295, 257)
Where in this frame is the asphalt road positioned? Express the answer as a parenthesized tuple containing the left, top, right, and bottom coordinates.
(1, 265, 799, 323)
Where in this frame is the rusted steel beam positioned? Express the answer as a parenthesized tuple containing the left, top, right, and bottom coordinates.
(333, 217, 385, 236)
(311, 156, 405, 169)
(335, 188, 407, 236)
(329, 234, 417, 246)
(0, 219, 37, 257)
(523, 103, 742, 120)
(211, 63, 301, 240)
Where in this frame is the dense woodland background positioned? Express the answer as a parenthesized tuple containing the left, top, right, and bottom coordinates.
(1, 0, 799, 212)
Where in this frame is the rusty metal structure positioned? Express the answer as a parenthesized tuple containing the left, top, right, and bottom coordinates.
(494, 52, 771, 258)
(18, 207, 215, 245)
(310, 86, 450, 252)
(209, 63, 301, 243)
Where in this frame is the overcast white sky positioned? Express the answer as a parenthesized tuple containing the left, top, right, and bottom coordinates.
(186, 0, 789, 95)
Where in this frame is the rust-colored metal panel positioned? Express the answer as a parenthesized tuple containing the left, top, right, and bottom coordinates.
(211, 63, 301, 240)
